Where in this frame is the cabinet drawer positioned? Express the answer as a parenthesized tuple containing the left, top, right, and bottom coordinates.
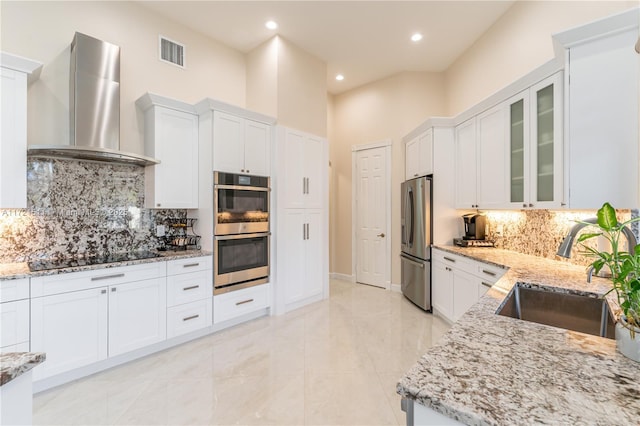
(31, 261, 166, 298)
(214, 284, 269, 324)
(167, 256, 212, 276)
(0, 299, 29, 348)
(432, 250, 471, 270)
(167, 271, 212, 307)
(0, 278, 29, 303)
(474, 262, 505, 283)
(167, 298, 212, 338)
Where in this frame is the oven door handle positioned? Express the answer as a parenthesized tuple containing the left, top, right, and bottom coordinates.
(214, 184, 270, 192)
(215, 232, 271, 240)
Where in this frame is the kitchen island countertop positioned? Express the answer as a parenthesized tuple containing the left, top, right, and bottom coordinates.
(0, 352, 46, 386)
(0, 250, 212, 280)
(397, 246, 640, 425)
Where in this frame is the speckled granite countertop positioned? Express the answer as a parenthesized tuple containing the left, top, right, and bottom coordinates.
(0, 352, 46, 386)
(0, 250, 212, 280)
(397, 246, 640, 425)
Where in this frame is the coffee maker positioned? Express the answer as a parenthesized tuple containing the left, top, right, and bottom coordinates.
(462, 213, 486, 240)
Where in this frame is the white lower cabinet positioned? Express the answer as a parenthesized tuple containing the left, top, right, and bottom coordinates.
(213, 284, 269, 324)
(31, 287, 108, 380)
(166, 256, 213, 337)
(281, 209, 324, 308)
(0, 277, 30, 353)
(167, 298, 212, 338)
(432, 248, 505, 323)
(108, 278, 166, 357)
(30, 262, 166, 381)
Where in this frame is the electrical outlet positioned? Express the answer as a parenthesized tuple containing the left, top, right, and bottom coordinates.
(156, 225, 165, 237)
(495, 224, 504, 237)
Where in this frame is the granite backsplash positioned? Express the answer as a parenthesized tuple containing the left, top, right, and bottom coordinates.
(0, 157, 186, 263)
(483, 209, 639, 267)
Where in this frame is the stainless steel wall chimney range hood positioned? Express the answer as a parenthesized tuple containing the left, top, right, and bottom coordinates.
(28, 32, 159, 166)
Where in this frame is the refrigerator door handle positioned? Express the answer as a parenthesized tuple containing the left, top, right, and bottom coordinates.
(400, 253, 424, 268)
(408, 187, 415, 248)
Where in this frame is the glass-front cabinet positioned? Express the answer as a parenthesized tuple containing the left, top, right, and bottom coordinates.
(506, 72, 564, 209)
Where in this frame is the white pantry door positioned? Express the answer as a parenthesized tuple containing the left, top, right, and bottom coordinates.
(355, 145, 390, 288)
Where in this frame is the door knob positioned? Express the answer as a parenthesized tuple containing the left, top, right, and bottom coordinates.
(377, 233, 385, 238)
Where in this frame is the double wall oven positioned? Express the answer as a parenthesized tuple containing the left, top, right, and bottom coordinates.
(213, 172, 270, 294)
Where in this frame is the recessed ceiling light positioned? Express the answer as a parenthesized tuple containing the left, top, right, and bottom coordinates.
(265, 21, 278, 30)
(411, 33, 423, 42)
(335, 74, 344, 81)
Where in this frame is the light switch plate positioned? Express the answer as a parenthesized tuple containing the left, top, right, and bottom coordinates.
(156, 225, 165, 237)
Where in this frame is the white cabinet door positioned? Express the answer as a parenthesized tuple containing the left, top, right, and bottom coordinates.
(418, 129, 433, 176)
(305, 210, 324, 299)
(213, 111, 245, 174)
(529, 72, 564, 209)
(244, 119, 270, 176)
(477, 103, 508, 209)
(505, 91, 530, 209)
(0, 299, 29, 348)
(452, 269, 478, 322)
(282, 210, 306, 305)
(108, 278, 166, 357)
(454, 118, 477, 209)
(567, 28, 639, 209)
(281, 129, 307, 209)
(31, 288, 108, 380)
(405, 137, 420, 180)
(432, 260, 453, 322)
(0, 67, 27, 208)
(304, 135, 325, 209)
(145, 106, 199, 209)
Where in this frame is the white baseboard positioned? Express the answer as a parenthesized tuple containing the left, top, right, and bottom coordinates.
(390, 283, 402, 293)
(330, 272, 355, 282)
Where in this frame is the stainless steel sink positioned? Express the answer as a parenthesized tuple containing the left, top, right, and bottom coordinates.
(496, 284, 615, 339)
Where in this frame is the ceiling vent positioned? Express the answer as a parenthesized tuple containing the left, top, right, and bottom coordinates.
(159, 36, 185, 68)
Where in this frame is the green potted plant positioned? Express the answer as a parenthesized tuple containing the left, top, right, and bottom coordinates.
(577, 202, 640, 362)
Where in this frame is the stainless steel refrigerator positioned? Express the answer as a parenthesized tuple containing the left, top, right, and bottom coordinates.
(400, 176, 432, 311)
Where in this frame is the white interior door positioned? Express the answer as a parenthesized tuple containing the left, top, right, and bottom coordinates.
(355, 145, 389, 288)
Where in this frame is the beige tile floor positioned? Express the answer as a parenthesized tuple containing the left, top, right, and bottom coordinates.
(33, 279, 451, 425)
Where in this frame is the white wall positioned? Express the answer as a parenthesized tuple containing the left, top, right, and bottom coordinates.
(246, 37, 278, 118)
(0, 1, 246, 156)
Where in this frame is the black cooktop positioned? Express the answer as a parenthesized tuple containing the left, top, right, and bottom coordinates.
(27, 251, 161, 272)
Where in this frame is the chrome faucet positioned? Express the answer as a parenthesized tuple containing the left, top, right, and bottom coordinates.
(556, 217, 638, 282)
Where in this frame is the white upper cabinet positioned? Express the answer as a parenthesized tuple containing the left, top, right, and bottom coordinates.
(280, 127, 326, 209)
(454, 72, 563, 210)
(454, 118, 478, 209)
(405, 129, 433, 180)
(213, 111, 271, 176)
(506, 72, 564, 209)
(137, 93, 199, 209)
(477, 103, 508, 209)
(554, 9, 639, 209)
(0, 53, 42, 209)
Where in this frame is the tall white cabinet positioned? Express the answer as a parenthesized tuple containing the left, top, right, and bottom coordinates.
(0, 52, 41, 209)
(275, 126, 328, 314)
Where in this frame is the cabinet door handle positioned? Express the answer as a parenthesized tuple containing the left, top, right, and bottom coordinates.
(302, 177, 306, 194)
(183, 314, 200, 321)
(91, 273, 125, 281)
(183, 285, 200, 291)
(482, 269, 497, 277)
(183, 263, 200, 268)
(481, 281, 493, 288)
(529, 203, 534, 208)
(523, 203, 527, 208)
(101, 289, 107, 294)
(414, 173, 418, 177)
(303, 223, 306, 240)
(111, 287, 117, 292)
(443, 256, 456, 263)
(236, 298, 254, 306)
(306, 223, 310, 240)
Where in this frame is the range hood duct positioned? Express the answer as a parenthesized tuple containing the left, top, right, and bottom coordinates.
(28, 32, 159, 166)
